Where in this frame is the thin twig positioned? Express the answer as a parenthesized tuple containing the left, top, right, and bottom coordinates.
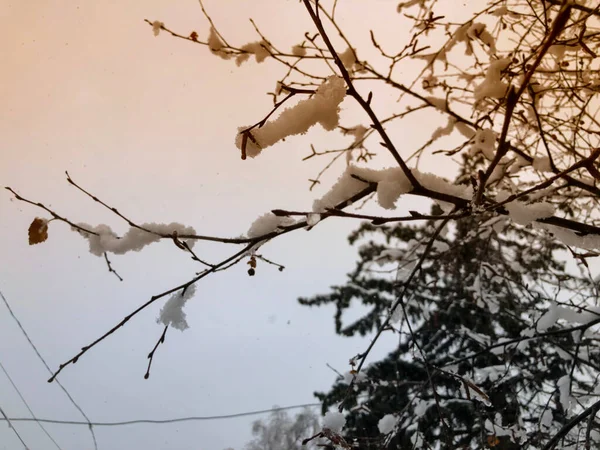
(541, 398, 600, 450)
(144, 326, 168, 379)
(475, 2, 573, 204)
(103, 252, 123, 281)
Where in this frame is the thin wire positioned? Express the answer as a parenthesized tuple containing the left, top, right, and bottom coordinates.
(0, 403, 322, 427)
(0, 288, 98, 450)
(0, 359, 62, 449)
(0, 403, 29, 449)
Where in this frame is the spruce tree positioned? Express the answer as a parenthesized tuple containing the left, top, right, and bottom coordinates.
(301, 203, 600, 449)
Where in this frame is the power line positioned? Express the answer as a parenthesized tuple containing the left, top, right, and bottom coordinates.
(0, 403, 29, 449)
(0, 288, 98, 450)
(0, 359, 62, 449)
(0, 403, 322, 427)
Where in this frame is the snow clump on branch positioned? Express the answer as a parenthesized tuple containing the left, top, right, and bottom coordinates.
(378, 414, 399, 434)
(235, 40, 272, 66)
(235, 76, 347, 158)
(247, 213, 296, 238)
(474, 58, 511, 101)
(157, 284, 197, 331)
(469, 128, 497, 160)
(151, 21, 163, 37)
(74, 223, 197, 256)
(291, 44, 306, 57)
(207, 27, 231, 60)
(496, 192, 555, 226)
(322, 411, 345, 433)
(313, 165, 472, 212)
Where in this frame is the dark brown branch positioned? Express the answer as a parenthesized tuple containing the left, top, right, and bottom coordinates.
(301, 0, 421, 191)
(475, 2, 573, 205)
(144, 326, 168, 379)
(47, 183, 378, 381)
(486, 149, 600, 212)
(254, 254, 285, 272)
(541, 398, 600, 450)
(103, 253, 123, 282)
(272, 208, 467, 225)
(238, 87, 316, 160)
(5, 187, 98, 236)
(508, 143, 600, 198)
(543, 0, 600, 17)
(48, 243, 254, 383)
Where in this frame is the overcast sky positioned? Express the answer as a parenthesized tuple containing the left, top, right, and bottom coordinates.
(0, 1, 453, 449)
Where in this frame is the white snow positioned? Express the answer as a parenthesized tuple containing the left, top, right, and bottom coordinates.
(469, 128, 497, 160)
(313, 165, 472, 213)
(247, 213, 295, 238)
(548, 45, 568, 63)
(413, 399, 430, 417)
(496, 192, 555, 226)
(426, 96, 448, 112)
(236, 40, 271, 66)
(432, 240, 449, 253)
(322, 411, 345, 433)
(485, 416, 515, 439)
(538, 301, 600, 333)
(291, 44, 306, 57)
(474, 365, 506, 383)
(74, 222, 197, 256)
(461, 325, 491, 346)
(557, 375, 573, 414)
(339, 47, 359, 72)
(532, 156, 552, 172)
(377, 248, 404, 262)
(536, 223, 600, 252)
(312, 165, 407, 212)
(343, 125, 369, 164)
(207, 27, 231, 60)
(377, 414, 398, 434)
(417, 171, 473, 200)
(235, 76, 347, 158)
(410, 432, 424, 447)
(342, 371, 368, 384)
(537, 303, 559, 332)
(492, 6, 509, 16)
(157, 284, 197, 331)
(431, 118, 456, 141)
(474, 58, 511, 101)
(467, 23, 496, 54)
(506, 201, 555, 226)
(152, 21, 164, 37)
(306, 213, 321, 227)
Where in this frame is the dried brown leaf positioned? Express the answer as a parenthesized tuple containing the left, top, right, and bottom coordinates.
(28, 217, 49, 245)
